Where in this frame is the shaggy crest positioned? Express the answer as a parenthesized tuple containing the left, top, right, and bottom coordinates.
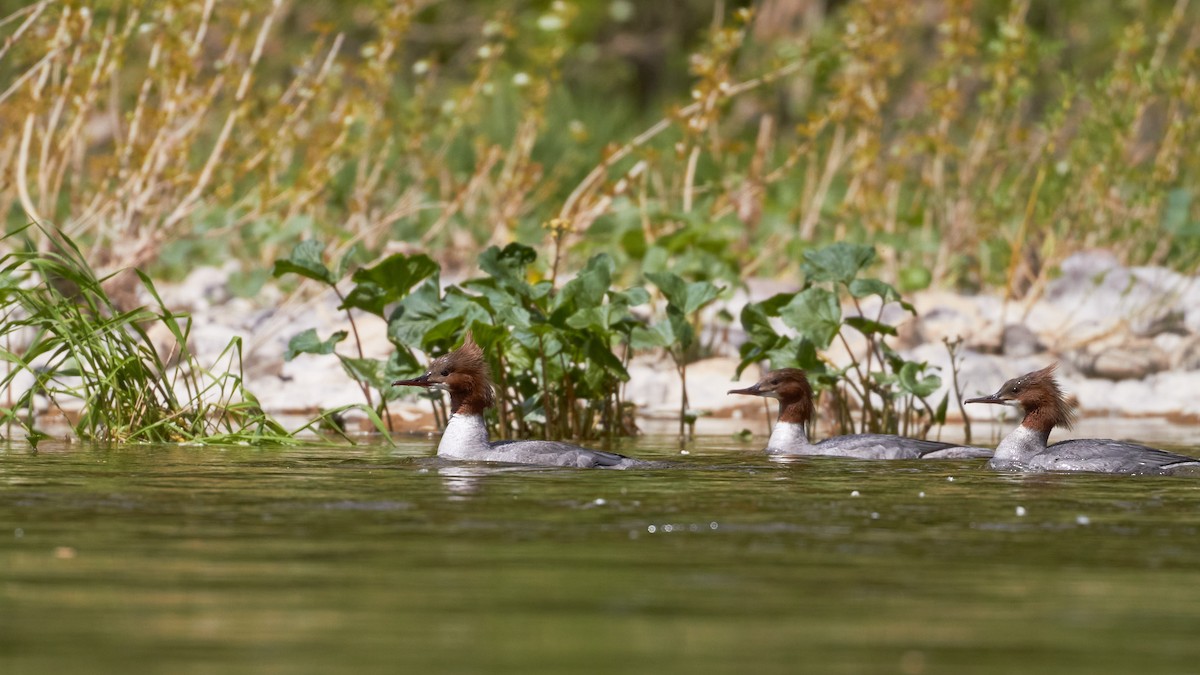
(967, 363, 1077, 435)
(393, 331, 497, 414)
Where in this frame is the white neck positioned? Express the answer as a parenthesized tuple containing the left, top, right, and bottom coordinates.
(993, 424, 1047, 464)
(766, 421, 812, 455)
(438, 412, 491, 459)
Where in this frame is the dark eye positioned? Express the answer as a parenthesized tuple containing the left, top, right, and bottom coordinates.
(441, 369, 450, 376)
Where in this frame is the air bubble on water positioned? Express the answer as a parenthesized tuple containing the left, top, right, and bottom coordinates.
(709, 521, 719, 530)
(1076, 515, 1090, 525)
(946, 476, 955, 482)
(592, 498, 606, 506)
(918, 491, 925, 498)
(647, 525, 657, 534)
(1015, 506, 1027, 517)
(850, 490, 860, 497)
(663, 524, 674, 533)
(870, 512, 879, 520)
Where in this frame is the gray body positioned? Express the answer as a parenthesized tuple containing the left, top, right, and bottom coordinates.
(766, 422, 993, 460)
(438, 413, 646, 469)
(989, 425, 1200, 474)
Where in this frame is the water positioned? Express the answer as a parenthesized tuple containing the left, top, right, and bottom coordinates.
(3, 437, 1200, 674)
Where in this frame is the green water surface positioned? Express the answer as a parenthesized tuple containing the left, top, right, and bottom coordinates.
(2, 438, 1199, 674)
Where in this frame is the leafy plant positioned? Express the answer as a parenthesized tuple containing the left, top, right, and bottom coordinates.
(273, 241, 437, 431)
(392, 243, 650, 442)
(737, 242, 947, 439)
(636, 271, 722, 438)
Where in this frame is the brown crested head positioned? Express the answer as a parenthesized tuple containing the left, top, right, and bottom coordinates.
(728, 368, 814, 424)
(965, 363, 1076, 434)
(392, 331, 496, 414)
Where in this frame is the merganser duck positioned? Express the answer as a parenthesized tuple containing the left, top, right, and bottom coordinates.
(392, 333, 647, 469)
(728, 369, 993, 459)
(966, 363, 1200, 474)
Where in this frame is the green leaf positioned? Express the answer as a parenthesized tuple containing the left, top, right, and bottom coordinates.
(584, 336, 629, 379)
(342, 253, 439, 316)
(739, 302, 780, 342)
(645, 271, 686, 308)
(557, 254, 613, 313)
(682, 280, 721, 314)
(646, 272, 720, 315)
(478, 243, 537, 291)
(898, 361, 941, 397)
(801, 243, 876, 285)
(779, 287, 841, 348)
(844, 316, 898, 337)
(272, 240, 335, 286)
(630, 321, 673, 349)
(849, 278, 915, 312)
(285, 328, 348, 361)
(615, 286, 651, 307)
(934, 394, 949, 425)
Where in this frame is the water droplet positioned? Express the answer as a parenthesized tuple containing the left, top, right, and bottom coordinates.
(592, 498, 606, 506)
(1015, 506, 1027, 517)
(1076, 515, 1090, 525)
(709, 521, 719, 530)
(918, 491, 925, 498)
(646, 525, 656, 534)
(946, 476, 955, 482)
(870, 512, 879, 520)
(850, 490, 860, 497)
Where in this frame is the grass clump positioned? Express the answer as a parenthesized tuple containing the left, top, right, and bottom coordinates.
(0, 224, 324, 445)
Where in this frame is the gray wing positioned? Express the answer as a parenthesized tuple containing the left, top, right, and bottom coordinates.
(811, 434, 982, 459)
(1042, 439, 1200, 474)
(490, 439, 643, 469)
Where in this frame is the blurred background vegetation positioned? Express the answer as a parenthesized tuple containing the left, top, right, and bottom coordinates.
(2, 0, 1199, 301)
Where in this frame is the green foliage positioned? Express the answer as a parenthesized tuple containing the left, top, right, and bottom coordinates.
(273, 242, 436, 427)
(641, 271, 723, 438)
(737, 243, 946, 439)
(276, 240, 662, 441)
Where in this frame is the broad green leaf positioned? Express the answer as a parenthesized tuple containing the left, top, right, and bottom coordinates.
(284, 328, 347, 361)
(342, 253, 439, 316)
(557, 254, 613, 311)
(466, 321, 507, 351)
(849, 278, 915, 312)
(779, 287, 841, 348)
(584, 336, 629, 379)
(645, 271, 686, 308)
(898, 361, 941, 397)
(630, 321, 673, 349)
(934, 394, 949, 425)
(478, 243, 537, 292)
(682, 280, 721, 314)
(272, 240, 334, 285)
(844, 316, 898, 337)
(801, 243, 876, 285)
(614, 286, 651, 307)
(739, 302, 780, 342)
